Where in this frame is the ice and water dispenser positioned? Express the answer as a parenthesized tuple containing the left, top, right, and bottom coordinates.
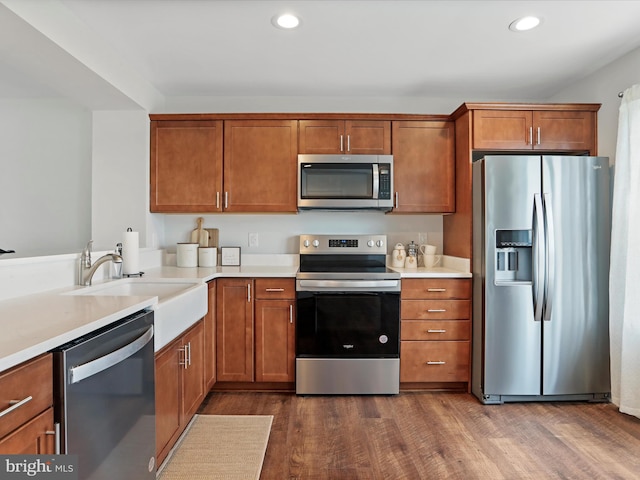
(494, 229, 532, 283)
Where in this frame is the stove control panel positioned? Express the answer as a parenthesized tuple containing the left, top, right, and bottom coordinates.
(299, 234, 387, 254)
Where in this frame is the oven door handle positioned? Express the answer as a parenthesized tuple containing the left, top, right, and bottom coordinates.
(297, 279, 400, 289)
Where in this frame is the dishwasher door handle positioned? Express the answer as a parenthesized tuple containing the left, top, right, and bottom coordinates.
(69, 326, 154, 384)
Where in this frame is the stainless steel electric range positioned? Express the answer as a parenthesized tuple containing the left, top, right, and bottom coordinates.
(295, 234, 401, 395)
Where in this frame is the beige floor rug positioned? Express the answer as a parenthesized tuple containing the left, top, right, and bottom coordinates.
(157, 414, 273, 480)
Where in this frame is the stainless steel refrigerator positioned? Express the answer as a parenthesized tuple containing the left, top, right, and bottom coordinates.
(472, 155, 611, 404)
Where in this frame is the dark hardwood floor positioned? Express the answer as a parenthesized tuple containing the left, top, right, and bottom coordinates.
(198, 391, 640, 480)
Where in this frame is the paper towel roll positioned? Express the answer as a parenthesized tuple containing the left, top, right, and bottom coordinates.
(122, 229, 140, 275)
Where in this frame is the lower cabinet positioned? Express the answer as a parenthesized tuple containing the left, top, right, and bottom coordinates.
(400, 278, 472, 391)
(155, 319, 205, 466)
(254, 279, 296, 383)
(216, 278, 295, 386)
(0, 353, 55, 454)
(0, 408, 55, 454)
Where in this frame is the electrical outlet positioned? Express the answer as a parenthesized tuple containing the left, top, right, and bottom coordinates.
(248, 232, 259, 247)
(418, 232, 428, 245)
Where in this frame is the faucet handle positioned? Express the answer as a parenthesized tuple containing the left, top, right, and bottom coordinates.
(82, 240, 93, 266)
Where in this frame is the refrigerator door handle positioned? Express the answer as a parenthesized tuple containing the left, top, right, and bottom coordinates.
(543, 193, 555, 321)
(533, 194, 545, 322)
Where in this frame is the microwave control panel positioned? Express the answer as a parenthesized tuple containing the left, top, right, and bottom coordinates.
(379, 164, 391, 199)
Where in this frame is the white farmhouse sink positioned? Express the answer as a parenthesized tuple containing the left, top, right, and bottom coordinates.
(63, 279, 208, 351)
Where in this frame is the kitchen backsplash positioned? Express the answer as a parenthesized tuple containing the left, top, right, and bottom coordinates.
(161, 212, 444, 255)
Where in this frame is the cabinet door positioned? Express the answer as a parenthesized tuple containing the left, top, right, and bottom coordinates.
(392, 121, 455, 213)
(255, 299, 295, 382)
(155, 338, 182, 464)
(345, 120, 391, 154)
(299, 120, 344, 154)
(533, 110, 595, 152)
(0, 408, 55, 454)
(223, 120, 298, 212)
(150, 120, 223, 212)
(472, 110, 533, 150)
(204, 280, 216, 390)
(181, 321, 205, 422)
(216, 279, 254, 381)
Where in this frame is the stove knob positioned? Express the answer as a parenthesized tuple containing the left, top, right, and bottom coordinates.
(376, 240, 384, 248)
(312, 239, 320, 248)
(303, 240, 310, 248)
(367, 240, 374, 247)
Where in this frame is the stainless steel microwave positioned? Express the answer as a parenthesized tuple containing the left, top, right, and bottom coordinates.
(297, 154, 394, 211)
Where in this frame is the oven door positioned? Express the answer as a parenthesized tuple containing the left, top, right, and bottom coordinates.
(296, 286, 400, 358)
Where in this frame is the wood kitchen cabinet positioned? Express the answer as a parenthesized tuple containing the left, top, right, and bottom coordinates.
(216, 278, 254, 382)
(150, 117, 297, 213)
(215, 278, 296, 387)
(443, 103, 600, 261)
(472, 109, 596, 151)
(0, 354, 55, 454)
(254, 278, 296, 383)
(400, 279, 471, 391)
(223, 120, 298, 213)
(150, 120, 223, 212)
(299, 120, 391, 154)
(391, 121, 455, 213)
(155, 320, 205, 465)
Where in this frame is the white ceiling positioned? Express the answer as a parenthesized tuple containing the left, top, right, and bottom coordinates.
(4, 0, 640, 106)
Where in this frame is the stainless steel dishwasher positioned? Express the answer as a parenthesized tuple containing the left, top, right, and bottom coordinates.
(53, 309, 156, 480)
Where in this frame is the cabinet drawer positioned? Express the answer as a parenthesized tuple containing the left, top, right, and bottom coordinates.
(402, 300, 470, 320)
(254, 278, 295, 300)
(401, 279, 471, 300)
(0, 354, 53, 439)
(400, 341, 469, 382)
(401, 320, 470, 341)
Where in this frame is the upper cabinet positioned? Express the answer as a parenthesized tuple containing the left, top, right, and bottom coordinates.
(224, 120, 298, 213)
(150, 117, 298, 213)
(471, 108, 596, 152)
(150, 120, 223, 213)
(299, 120, 391, 154)
(391, 121, 455, 213)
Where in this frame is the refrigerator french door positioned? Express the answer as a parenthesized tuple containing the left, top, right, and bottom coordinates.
(472, 155, 611, 404)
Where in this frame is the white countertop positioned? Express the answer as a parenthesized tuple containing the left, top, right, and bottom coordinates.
(0, 260, 470, 373)
(0, 293, 155, 372)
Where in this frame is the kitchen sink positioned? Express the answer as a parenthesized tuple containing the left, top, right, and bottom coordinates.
(63, 279, 208, 351)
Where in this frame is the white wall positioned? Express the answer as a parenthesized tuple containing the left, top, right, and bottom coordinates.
(91, 110, 154, 252)
(549, 45, 640, 161)
(0, 98, 91, 257)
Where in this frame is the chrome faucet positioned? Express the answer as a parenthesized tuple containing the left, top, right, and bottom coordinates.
(79, 240, 123, 286)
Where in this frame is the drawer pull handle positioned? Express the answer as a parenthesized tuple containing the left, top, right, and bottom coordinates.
(0, 396, 33, 418)
(427, 309, 446, 313)
(427, 361, 446, 365)
(265, 288, 285, 292)
(427, 329, 447, 333)
(427, 288, 446, 292)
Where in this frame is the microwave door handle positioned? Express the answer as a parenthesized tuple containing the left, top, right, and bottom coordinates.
(372, 163, 380, 199)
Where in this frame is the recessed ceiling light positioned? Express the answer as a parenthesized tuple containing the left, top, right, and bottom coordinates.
(272, 13, 300, 30)
(509, 16, 541, 32)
